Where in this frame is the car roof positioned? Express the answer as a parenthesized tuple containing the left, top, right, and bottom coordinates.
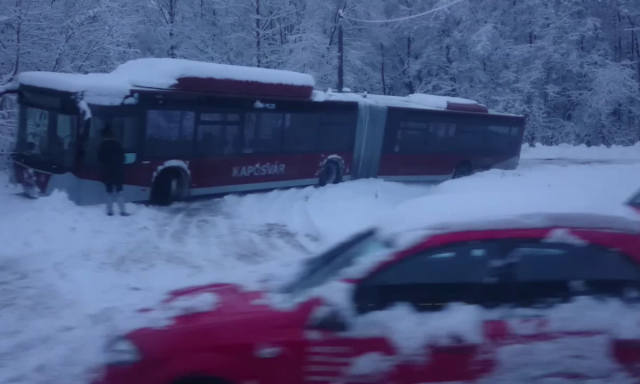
(421, 212, 640, 234)
(380, 211, 640, 249)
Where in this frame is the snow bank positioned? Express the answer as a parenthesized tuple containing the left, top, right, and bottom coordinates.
(0, 177, 429, 384)
(521, 143, 640, 161)
(380, 162, 640, 238)
(1, 160, 640, 384)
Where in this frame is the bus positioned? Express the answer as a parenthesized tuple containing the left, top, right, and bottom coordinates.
(2, 58, 526, 206)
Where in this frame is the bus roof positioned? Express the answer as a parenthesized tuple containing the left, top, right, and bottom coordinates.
(18, 58, 316, 105)
(17, 58, 521, 118)
(312, 90, 521, 117)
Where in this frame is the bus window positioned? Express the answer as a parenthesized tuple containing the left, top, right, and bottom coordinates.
(197, 111, 242, 157)
(112, 116, 141, 154)
(85, 116, 140, 166)
(317, 111, 356, 152)
(426, 122, 456, 153)
(24, 107, 50, 154)
(54, 114, 77, 168)
(243, 112, 284, 154)
(282, 113, 317, 152)
(20, 107, 76, 168)
(454, 123, 486, 152)
(197, 124, 241, 156)
(487, 125, 516, 155)
(146, 110, 195, 158)
(394, 130, 429, 153)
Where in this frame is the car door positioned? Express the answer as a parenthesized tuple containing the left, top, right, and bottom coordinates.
(300, 304, 398, 384)
(494, 240, 640, 382)
(349, 241, 514, 384)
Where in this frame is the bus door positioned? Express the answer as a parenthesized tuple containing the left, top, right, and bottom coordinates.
(75, 115, 142, 205)
(378, 111, 457, 182)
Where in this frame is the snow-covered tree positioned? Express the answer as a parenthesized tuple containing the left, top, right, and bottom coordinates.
(2, 0, 640, 146)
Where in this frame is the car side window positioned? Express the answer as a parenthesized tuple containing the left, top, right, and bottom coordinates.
(353, 242, 503, 314)
(509, 243, 640, 307)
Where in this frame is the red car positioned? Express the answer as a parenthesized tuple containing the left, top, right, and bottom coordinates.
(628, 190, 640, 213)
(93, 212, 640, 384)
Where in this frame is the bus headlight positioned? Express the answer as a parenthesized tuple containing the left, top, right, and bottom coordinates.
(105, 337, 140, 365)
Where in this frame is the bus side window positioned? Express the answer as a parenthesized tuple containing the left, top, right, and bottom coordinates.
(85, 117, 108, 166)
(112, 117, 141, 156)
(243, 112, 284, 154)
(282, 113, 317, 152)
(146, 111, 195, 158)
(317, 110, 356, 152)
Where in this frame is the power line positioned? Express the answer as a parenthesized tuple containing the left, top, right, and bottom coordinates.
(340, 0, 466, 24)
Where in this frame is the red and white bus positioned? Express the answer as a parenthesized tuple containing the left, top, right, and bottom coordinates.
(2, 58, 525, 206)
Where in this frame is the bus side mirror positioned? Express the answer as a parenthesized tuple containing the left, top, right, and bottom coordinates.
(124, 153, 137, 164)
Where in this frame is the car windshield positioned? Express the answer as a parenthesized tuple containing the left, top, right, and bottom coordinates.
(628, 190, 640, 209)
(17, 106, 77, 169)
(281, 229, 395, 295)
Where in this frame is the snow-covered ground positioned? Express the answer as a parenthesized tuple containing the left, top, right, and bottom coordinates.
(521, 143, 640, 162)
(0, 146, 639, 384)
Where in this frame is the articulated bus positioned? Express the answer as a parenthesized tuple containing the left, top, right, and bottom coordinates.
(1, 58, 525, 206)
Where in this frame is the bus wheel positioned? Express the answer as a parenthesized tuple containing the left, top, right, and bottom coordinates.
(319, 161, 342, 187)
(452, 162, 473, 179)
(151, 168, 189, 206)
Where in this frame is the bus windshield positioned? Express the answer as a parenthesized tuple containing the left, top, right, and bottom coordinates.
(17, 105, 77, 169)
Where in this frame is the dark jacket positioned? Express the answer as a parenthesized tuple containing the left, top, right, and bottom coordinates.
(98, 138, 125, 181)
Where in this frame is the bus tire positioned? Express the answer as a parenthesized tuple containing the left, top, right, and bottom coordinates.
(452, 162, 473, 179)
(318, 161, 343, 187)
(151, 168, 189, 206)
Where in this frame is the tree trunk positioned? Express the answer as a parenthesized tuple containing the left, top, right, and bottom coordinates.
(381, 43, 386, 95)
(256, 0, 261, 67)
(338, 18, 344, 91)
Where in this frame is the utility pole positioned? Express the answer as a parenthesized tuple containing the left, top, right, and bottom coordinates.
(337, 10, 344, 92)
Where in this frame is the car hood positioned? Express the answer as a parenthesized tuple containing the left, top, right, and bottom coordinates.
(129, 283, 318, 357)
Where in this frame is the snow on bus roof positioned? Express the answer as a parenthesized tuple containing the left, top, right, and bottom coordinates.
(16, 58, 518, 116)
(112, 58, 315, 89)
(312, 90, 520, 116)
(17, 58, 316, 105)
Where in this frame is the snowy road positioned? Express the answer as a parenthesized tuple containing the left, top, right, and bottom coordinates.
(1, 155, 640, 384)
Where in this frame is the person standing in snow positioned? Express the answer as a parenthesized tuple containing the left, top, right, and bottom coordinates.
(98, 125, 128, 216)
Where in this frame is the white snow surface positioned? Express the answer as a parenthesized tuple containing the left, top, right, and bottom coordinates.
(543, 228, 590, 246)
(111, 58, 315, 89)
(1, 155, 640, 383)
(349, 303, 485, 360)
(379, 161, 640, 238)
(312, 90, 499, 114)
(344, 352, 395, 378)
(17, 58, 315, 105)
(521, 143, 640, 161)
(135, 291, 219, 330)
(76, 99, 92, 120)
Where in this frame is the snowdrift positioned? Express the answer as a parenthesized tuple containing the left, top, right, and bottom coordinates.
(521, 143, 640, 161)
(0, 159, 640, 383)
